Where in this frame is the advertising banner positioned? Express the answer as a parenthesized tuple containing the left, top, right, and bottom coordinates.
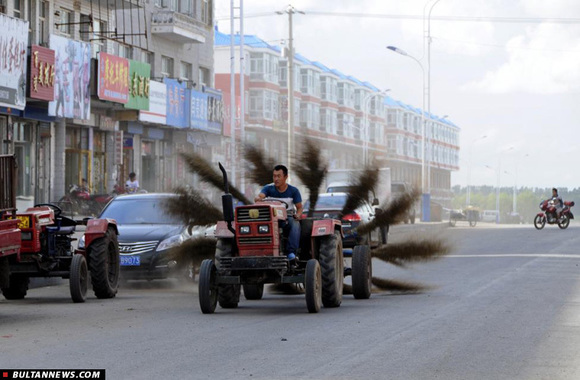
(125, 60, 151, 110)
(164, 78, 189, 128)
(29, 45, 55, 101)
(0, 14, 29, 110)
(139, 80, 166, 124)
(97, 52, 129, 104)
(190, 89, 223, 134)
(48, 35, 91, 119)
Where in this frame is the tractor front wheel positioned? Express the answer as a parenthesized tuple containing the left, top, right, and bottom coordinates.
(305, 259, 321, 313)
(70, 254, 88, 303)
(352, 245, 372, 299)
(88, 227, 120, 299)
(199, 259, 218, 314)
(215, 238, 240, 309)
(318, 231, 344, 308)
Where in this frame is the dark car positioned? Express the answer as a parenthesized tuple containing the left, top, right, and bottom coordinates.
(84, 193, 193, 281)
(303, 192, 385, 250)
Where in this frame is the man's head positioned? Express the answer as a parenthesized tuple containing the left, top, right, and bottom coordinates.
(273, 165, 288, 188)
(129, 172, 136, 180)
(552, 188, 558, 196)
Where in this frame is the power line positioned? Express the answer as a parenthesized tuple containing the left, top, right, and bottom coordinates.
(216, 11, 580, 24)
(431, 36, 580, 53)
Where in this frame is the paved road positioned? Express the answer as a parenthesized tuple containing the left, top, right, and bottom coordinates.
(1, 223, 580, 379)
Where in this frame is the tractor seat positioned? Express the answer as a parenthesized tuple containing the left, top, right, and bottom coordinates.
(46, 225, 76, 235)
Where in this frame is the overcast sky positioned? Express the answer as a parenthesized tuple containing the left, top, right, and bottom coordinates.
(215, 0, 580, 190)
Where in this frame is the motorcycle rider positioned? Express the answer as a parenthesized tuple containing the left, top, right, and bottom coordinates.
(125, 172, 139, 194)
(551, 188, 564, 219)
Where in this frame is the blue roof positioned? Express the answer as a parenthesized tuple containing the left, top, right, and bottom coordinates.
(214, 30, 279, 53)
(294, 53, 312, 65)
(346, 75, 364, 86)
(312, 61, 332, 73)
(330, 69, 347, 79)
(362, 81, 381, 92)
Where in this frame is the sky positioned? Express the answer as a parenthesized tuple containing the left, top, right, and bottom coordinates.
(214, 0, 580, 190)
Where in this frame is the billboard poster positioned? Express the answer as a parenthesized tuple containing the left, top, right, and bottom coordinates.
(97, 52, 129, 104)
(0, 14, 29, 110)
(125, 60, 151, 110)
(48, 35, 91, 119)
(190, 89, 223, 134)
(29, 45, 55, 101)
(139, 80, 166, 124)
(164, 78, 189, 128)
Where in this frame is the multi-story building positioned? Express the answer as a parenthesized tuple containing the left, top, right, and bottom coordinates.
(0, 0, 218, 209)
(214, 29, 460, 207)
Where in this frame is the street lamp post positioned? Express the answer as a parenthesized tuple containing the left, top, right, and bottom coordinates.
(487, 146, 514, 224)
(466, 134, 487, 206)
(363, 90, 390, 166)
(386, 45, 430, 221)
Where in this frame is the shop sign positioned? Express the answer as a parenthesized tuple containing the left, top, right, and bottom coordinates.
(125, 60, 150, 110)
(139, 80, 166, 124)
(114, 131, 123, 165)
(99, 115, 118, 131)
(190, 89, 224, 135)
(123, 136, 133, 149)
(0, 14, 29, 110)
(48, 35, 91, 119)
(97, 52, 129, 104)
(164, 78, 189, 128)
(29, 45, 55, 101)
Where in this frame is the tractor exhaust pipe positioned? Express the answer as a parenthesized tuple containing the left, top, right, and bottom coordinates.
(218, 163, 235, 234)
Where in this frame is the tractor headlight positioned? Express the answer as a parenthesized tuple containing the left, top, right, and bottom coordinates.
(258, 225, 269, 234)
(239, 225, 251, 234)
(157, 234, 185, 252)
(78, 235, 86, 250)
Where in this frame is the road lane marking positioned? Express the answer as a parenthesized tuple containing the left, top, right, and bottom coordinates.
(447, 254, 580, 258)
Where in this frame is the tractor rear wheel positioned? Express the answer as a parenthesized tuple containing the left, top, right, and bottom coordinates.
(305, 259, 321, 313)
(0, 257, 9, 289)
(70, 254, 88, 303)
(88, 227, 120, 299)
(318, 230, 343, 308)
(352, 245, 372, 299)
(1, 275, 29, 300)
(199, 259, 218, 314)
(243, 284, 264, 300)
(215, 238, 240, 309)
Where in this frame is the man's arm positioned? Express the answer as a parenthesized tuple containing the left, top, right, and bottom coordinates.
(254, 193, 266, 203)
(294, 202, 303, 219)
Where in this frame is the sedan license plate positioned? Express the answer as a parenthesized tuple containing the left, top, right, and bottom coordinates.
(120, 255, 140, 266)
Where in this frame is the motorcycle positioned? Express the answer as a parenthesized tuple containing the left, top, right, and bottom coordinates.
(58, 184, 114, 216)
(534, 199, 575, 230)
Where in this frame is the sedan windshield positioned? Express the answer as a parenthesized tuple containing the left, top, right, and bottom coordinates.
(100, 198, 180, 225)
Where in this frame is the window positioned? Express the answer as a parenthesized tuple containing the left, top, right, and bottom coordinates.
(81, 16, 106, 57)
(59, 9, 73, 35)
(199, 66, 211, 87)
(118, 45, 132, 59)
(144, 51, 155, 75)
(13, 0, 22, 19)
(201, 0, 212, 25)
(180, 61, 192, 81)
(161, 56, 174, 78)
(38, 1, 48, 45)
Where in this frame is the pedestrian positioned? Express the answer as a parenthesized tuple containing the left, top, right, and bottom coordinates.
(126, 172, 139, 194)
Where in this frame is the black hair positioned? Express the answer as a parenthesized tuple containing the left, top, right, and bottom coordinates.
(273, 165, 288, 176)
(552, 188, 558, 193)
(129, 172, 136, 178)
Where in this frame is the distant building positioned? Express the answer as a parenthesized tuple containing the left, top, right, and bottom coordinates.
(214, 29, 459, 206)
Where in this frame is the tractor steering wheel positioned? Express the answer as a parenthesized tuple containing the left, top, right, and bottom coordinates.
(34, 203, 62, 218)
(261, 197, 290, 210)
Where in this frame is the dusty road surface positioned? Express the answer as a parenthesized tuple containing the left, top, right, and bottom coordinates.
(2, 223, 580, 380)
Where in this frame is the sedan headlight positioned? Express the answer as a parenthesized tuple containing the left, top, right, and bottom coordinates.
(78, 235, 86, 250)
(258, 225, 269, 234)
(156, 234, 185, 252)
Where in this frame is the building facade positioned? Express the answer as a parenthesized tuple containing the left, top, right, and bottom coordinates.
(214, 30, 460, 207)
(0, 0, 219, 210)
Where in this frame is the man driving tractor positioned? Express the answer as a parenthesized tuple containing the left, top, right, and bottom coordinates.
(255, 165, 303, 264)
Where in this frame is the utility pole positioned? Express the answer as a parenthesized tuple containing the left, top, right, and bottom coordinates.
(277, 5, 304, 175)
(239, 0, 245, 195)
(229, 0, 236, 186)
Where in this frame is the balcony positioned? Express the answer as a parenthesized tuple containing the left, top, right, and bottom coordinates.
(85, 0, 143, 7)
(151, 11, 207, 44)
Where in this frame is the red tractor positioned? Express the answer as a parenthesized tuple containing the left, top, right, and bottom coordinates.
(198, 164, 372, 314)
(0, 156, 21, 296)
(0, 156, 120, 303)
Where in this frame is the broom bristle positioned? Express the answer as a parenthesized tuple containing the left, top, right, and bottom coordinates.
(245, 145, 276, 187)
(294, 137, 327, 217)
(372, 239, 451, 267)
(181, 152, 251, 205)
(167, 237, 217, 268)
(371, 277, 430, 293)
(357, 188, 420, 235)
(341, 166, 379, 217)
(163, 186, 223, 227)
